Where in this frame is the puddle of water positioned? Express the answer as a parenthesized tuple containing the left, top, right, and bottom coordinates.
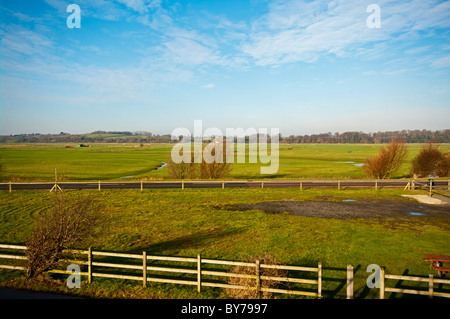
(342, 199, 357, 202)
(409, 212, 427, 216)
(120, 175, 135, 179)
(334, 161, 364, 167)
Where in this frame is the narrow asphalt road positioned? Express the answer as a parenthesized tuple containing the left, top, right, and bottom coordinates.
(0, 287, 83, 299)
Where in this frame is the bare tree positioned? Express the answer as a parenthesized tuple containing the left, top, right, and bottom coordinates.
(363, 139, 408, 179)
(166, 141, 232, 179)
(166, 151, 198, 179)
(200, 141, 232, 179)
(26, 193, 97, 279)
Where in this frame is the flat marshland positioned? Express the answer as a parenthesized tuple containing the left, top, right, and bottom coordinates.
(0, 143, 449, 299)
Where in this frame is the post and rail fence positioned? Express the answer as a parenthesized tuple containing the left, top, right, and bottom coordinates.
(1, 244, 449, 299)
(0, 244, 322, 298)
(1, 179, 449, 193)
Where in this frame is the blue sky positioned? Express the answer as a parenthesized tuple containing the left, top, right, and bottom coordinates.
(1, 0, 449, 136)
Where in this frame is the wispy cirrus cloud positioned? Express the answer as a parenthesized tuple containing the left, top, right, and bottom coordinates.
(241, 0, 450, 66)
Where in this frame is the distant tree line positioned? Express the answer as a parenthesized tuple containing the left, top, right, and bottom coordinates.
(281, 129, 450, 144)
(0, 132, 173, 144)
(1, 129, 449, 144)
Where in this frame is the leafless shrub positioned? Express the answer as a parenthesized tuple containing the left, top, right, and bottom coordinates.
(166, 142, 232, 179)
(363, 139, 408, 179)
(166, 151, 198, 179)
(200, 142, 232, 179)
(437, 151, 450, 177)
(226, 254, 287, 299)
(26, 193, 97, 279)
(411, 142, 450, 177)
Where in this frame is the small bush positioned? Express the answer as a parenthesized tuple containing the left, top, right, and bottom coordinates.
(166, 141, 232, 179)
(226, 255, 287, 299)
(363, 139, 408, 179)
(411, 142, 450, 177)
(26, 193, 97, 279)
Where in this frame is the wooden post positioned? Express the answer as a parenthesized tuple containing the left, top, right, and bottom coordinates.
(380, 267, 385, 299)
(182, 181, 184, 190)
(98, 181, 101, 191)
(448, 181, 450, 191)
(9, 182, 11, 193)
(143, 251, 147, 288)
(197, 254, 202, 292)
(318, 262, 322, 299)
(375, 180, 378, 190)
(141, 181, 143, 192)
(88, 247, 92, 284)
(347, 264, 353, 299)
(338, 180, 341, 191)
(255, 259, 261, 298)
(261, 182, 264, 189)
(300, 181, 302, 191)
(222, 182, 224, 190)
(429, 274, 433, 299)
(429, 180, 432, 197)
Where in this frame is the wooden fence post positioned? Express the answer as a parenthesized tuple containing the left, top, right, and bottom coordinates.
(141, 181, 143, 192)
(261, 182, 264, 189)
(300, 181, 302, 191)
(88, 247, 92, 284)
(375, 180, 378, 190)
(197, 254, 202, 293)
(98, 181, 101, 191)
(338, 180, 341, 191)
(9, 182, 11, 193)
(347, 264, 353, 299)
(318, 262, 322, 299)
(429, 180, 432, 197)
(182, 181, 184, 190)
(429, 274, 433, 299)
(222, 182, 224, 190)
(256, 259, 261, 298)
(143, 251, 147, 288)
(380, 267, 385, 299)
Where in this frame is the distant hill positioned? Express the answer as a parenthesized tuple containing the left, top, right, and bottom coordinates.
(0, 129, 449, 144)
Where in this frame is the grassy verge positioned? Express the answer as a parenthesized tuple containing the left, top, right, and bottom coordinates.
(0, 188, 448, 299)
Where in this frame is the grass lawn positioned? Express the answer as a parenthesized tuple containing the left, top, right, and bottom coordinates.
(0, 188, 448, 299)
(1, 143, 449, 181)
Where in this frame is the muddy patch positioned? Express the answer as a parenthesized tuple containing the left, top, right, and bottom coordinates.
(223, 200, 449, 221)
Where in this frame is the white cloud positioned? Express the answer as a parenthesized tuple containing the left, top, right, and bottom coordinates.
(242, 0, 450, 66)
(202, 83, 215, 89)
(115, 0, 148, 14)
(431, 56, 450, 69)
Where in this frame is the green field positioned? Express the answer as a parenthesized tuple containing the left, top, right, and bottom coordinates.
(0, 188, 449, 299)
(1, 143, 449, 182)
(0, 143, 449, 299)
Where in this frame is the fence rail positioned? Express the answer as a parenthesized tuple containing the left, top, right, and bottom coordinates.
(1, 179, 449, 192)
(0, 244, 322, 298)
(2, 244, 449, 299)
(380, 267, 450, 299)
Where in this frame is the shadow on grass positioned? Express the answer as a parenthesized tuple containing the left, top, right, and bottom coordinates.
(128, 226, 248, 256)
